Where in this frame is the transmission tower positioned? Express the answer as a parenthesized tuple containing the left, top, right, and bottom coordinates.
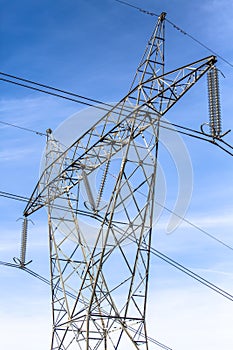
(23, 13, 217, 349)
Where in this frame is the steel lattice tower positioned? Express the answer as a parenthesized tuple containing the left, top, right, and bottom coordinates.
(24, 13, 216, 349)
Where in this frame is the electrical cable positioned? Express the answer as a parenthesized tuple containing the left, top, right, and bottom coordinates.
(154, 200, 233, 252)
(1, 73, 232, 153)
(1, 7, 232, 341)
(0, 71, 112, 108)
(1, 234, 233, 304)
(148, 246, 233, 302)
(0, 191, 110, 222)
(0, 73, 232, 155)
(1, 112, 232, 156)
(0, 77, 103, 109)
(115, 0, 159, 17)
(0, 73, 115, 115)
(165, 17, 233, 69)
(115, 0, 233, 69)
(0, 7, 232, 148)
(0, 120, 46, 136)
(1, 189, 233, 253)
(0, 260, 172, 350)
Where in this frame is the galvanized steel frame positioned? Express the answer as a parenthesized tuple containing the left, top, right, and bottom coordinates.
(23, 13, 216, 350)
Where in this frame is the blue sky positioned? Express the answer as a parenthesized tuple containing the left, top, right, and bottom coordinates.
(1, 0, 233, 349)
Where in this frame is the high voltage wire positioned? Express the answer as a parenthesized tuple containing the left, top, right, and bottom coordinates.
(0, 71, 113, 110)
(115, 0, 233, 69)
(0, 76, 104, 108)
(2, 189, 233, 300)
(0, 264, 171, 350)
(154, 200, 233, 252)
(0, 8, 231, 345)
(1, 113, 232, 157)
(1, 257, 232, 349)
(0, 120, 46, 136)
(149, 247, 233, 302)
(0, 1, 232, 295)
(1, 5, 233, 141)
(0, 74, 211, 136)
(1, 190, 233, 253)
(116, 0, 160, 16)
(1, 241, 233, 303)
(1, 72, 232, 155)
(0, 191, 108, 221)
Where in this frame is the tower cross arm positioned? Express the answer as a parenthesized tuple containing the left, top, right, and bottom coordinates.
(129, 55, 217, 113)
(23, 55, 216, 217)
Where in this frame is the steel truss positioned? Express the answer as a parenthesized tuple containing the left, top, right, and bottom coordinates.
(24, 13, 216, 349)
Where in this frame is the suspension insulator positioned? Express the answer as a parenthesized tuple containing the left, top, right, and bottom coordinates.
(96, 157, 111, 209)
(207, 70, 215, 136)
(20, 217, 28, 266)
(207, 67, 222, 138)
(212, 67, 222, 136)
(82, 170, 96, 211)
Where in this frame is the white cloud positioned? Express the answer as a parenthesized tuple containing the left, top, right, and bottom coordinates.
(0, 297, 51, 350)
(188, 212, 233, 229)
(147, 284, 233, 350)
(0, 95, 81, 138)
(0, 146, 36, 162)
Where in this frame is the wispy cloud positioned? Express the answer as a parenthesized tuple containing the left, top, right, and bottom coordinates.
(147, 285, 233, 350)
(0, 299, 51, 350)
(0, 95, 80, 131)
(0, 146, 36, 162)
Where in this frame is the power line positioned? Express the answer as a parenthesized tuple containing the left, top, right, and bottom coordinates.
(0, 120, 46, 136)
(0, 76, 103, 109)
(148, 246, 233, 302)
(1, 195, 233, 304)
(1, 189, 233, 253)
(1, 71, 232, 154)
(0, 72, 113, 111)
(0, 191, 109, 222)
(115, 0, 233, 69)
(2, 190, 233, 301)
(0, 73, 216, 139)
(0, 71, 112, 107)
(0, 260, 172, 350)
(0, 101, 232, 156)
(165, 17, 233, 69)
(115, 0, 159, 17)
(1, 237, 233, 303)
(154, 200, 233, 252)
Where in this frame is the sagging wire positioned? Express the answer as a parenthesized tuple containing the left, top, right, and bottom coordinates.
(1, 236, 233, 303)
(115, 0, 233, 69)
(0, 71, 113, 112)
(0, 262, 172, 350)
(154, 200, 233, 252)
(0, 120, 46, 136)
(2, 189, 233, 296)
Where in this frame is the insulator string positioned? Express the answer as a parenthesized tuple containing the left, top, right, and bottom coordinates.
(213, 67, 222, 135)
(82, 170, 96, 210)
(207, 70, 215, 136)
(96, 157, 111, 209)
(207, 67, 222, 137)
(20, 217, 28, 266)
